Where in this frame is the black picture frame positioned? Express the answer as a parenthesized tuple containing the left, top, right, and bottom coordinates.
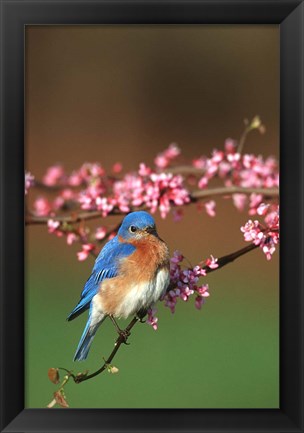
(0, 1, 303, 432)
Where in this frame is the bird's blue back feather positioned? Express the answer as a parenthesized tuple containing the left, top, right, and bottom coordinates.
(67, 236, 136, 321)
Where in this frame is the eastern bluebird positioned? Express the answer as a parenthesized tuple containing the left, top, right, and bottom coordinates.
(68, 211, 170, 361)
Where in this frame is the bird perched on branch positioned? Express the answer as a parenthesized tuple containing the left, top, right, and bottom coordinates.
(67, 211, 170, 361)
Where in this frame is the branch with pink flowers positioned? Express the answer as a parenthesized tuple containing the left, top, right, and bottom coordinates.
(25, 116, 280, 407)
(25, 185, 278, 226)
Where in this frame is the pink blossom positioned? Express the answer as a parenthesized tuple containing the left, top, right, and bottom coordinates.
(68, 171, 83, 186)
(170, 250, 184, 264)
(47, 219, 63, 237)
(77, 244, 96, 261)
(52, 196, 65, 210)
(146, 173, 190, 218)
(248, 193, 263, 215)
(112, 162, 123, 174)
(79, 163, 105, 179)
(232, 193, 247, 211)
(66, 233, 77, 245)
(154, 143, 180, 168)
(154, 155, 168, 169)
(195, 296, 205, 310)
(43, 164, 65, 186)
(198, 176, 208, 189)
(47, 219, 60, 233)
(146, 308, 158, 331)
(164, 289, 179, 314)
(197, 284, 210, 297)
(25, 172, 34, 195)
(165, 251, 211, 314)
(225, 138, 237, 154)
(240, 219, 264, 245)
(172, 209, 184, 222)
(257, 202, 270, 216)
(227, 153, 241, 163)
(205, 255, 219, 269)
(95, 197, 115, 217)
(204, 200, 216, 217)
(211, 150, 225, 163)
(241, 206, 279, 260)
(95, 226, 107, 240)
(179, 285, 194, 301)
(34, 197, 52, 216)
(192, 157, 206, 170)
(138, 163, 152, 177)
(61, 189, 75, 200)
(262, 242, 276, 261)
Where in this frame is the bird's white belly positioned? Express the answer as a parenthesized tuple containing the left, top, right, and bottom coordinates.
(116, 267, 170, 318)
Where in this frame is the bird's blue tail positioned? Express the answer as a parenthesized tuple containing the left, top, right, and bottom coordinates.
(73, 314, 106, 361)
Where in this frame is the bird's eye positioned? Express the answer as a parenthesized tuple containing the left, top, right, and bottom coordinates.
(129, 225, 137, 233)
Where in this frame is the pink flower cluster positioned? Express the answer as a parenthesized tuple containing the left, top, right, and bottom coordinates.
(46, 218, 117, 261)
(43, 164, 65, 186)
(77, 244, 96, 261)
(42, 163, 105, 188)
(27, 129, 279, 267)
(194, 139, 279, 217)
(145, 251, 215, 330)
(241, 203, 279, 260)
(154, 143, 180, 168)
(80, 164, 191, 219)
(146, 308, 159, 331)
(47, 220, 79, 247)
(32, 189, 79, 217)
(37, 146, 189, 220)
(47, 219, 63, 236)
(162, 251, 211, 314)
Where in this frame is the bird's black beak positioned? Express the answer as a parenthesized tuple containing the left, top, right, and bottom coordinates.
(145, 226, 158, 237)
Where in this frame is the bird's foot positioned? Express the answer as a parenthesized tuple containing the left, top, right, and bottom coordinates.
(109, 315, 130, 343)
(117, 329, 131, 345)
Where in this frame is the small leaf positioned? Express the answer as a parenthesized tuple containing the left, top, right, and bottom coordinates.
(54, 390, 69, 408)
(48, 368, 60, 384)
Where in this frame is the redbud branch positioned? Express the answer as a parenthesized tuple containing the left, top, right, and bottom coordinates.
(190, 186, 278, 201)
(204, 243, 258, 274)
(25, 209, 122, 225)
(25, 186, 278, 226)
(74, 316, 139, 384)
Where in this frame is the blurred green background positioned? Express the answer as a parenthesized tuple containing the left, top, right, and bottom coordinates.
(25, 25, 279, 408)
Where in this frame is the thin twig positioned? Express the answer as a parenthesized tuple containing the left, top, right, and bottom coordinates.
(191, 186, 278, 201)
(204, 243, 258, 273)
(74, 316, 139, 383)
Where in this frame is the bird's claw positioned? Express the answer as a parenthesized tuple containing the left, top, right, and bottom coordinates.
(118, 329, 131, 344)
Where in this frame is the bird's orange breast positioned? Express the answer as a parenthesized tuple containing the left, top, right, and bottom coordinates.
(96, 234, 170, 317)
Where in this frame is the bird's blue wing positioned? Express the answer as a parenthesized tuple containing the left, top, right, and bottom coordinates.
(67, 237, 136, 321)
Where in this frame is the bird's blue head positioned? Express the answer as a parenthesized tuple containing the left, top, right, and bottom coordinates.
(117, 211, 158, 241)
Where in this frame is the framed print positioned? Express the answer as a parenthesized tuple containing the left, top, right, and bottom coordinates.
(1, 1, 303, 432)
